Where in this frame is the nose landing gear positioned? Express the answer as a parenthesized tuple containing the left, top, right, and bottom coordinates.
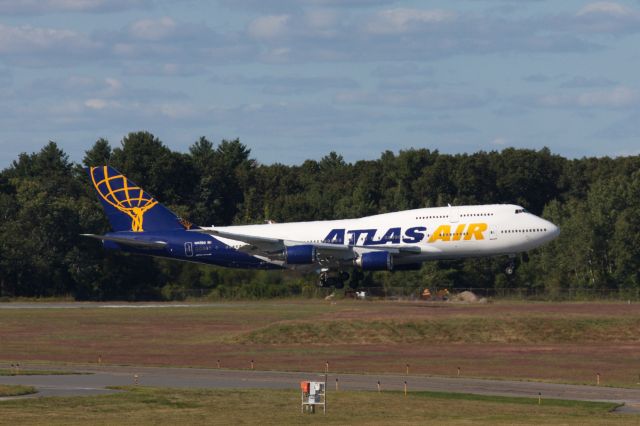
(505, 258, 516, 275)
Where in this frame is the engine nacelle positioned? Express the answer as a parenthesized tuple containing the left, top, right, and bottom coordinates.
(284, 245, 317, 264)
(355, 251, 394, 271)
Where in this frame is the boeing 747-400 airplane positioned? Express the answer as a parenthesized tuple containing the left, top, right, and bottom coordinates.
(83, 166, 560, 287)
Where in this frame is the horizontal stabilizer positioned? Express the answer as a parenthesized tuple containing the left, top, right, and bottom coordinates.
(81, 234, 168, 250)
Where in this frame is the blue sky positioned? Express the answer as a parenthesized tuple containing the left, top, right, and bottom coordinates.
(1, 0, 639, 167)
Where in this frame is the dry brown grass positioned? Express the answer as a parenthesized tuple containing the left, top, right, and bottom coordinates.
(235, 317, 640, 344)
(1, 300, 640, 386)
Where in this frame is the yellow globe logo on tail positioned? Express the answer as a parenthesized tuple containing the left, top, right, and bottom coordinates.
(90, 166, 158, 232)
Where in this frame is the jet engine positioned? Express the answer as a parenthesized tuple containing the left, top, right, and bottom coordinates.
(284, 245, 318, 264)
(354, 251, 394, 271)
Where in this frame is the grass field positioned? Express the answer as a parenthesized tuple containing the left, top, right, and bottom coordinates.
(0, 384, 36, 397)
(0, 386, 630, 425)
(1, 300, 640, 386)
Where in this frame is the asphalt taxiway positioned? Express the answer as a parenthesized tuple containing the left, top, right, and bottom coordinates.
(1, 363, 640, 412)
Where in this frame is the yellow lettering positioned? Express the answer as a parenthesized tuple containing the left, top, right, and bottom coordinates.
(464, 223, 488, 240)
(428, 225, 451, 243)
(452, 224, 466, 241)
(428, 223, 488, 243)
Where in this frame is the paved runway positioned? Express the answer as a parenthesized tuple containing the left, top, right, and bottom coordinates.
(2, 363, 640, 412)
(0, 302, 225, 310)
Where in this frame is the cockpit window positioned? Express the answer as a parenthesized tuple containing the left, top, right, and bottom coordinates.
(515, 208, 528, 214)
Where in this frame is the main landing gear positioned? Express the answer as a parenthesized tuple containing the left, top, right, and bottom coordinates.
(319, 271, 350, 289)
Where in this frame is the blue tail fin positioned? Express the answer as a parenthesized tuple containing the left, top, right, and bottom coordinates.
(87, 166, 189, 233)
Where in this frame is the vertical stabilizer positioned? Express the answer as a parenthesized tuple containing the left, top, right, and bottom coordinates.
(88, 166, 186, 233)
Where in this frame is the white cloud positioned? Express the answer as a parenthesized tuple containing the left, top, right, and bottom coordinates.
(304, 9, 338, 29)
(159, 103, 196, 119)
(0, 24, 97, 54)
(335, 88, 488, 110)
(0, 0, 150, 15)
(372, 63, 434, 78)
(4, 6, 622, 70)
(241, 8, 601, 64)
(209, 101, 372, 139)
(210, 73, 358, 94)
(122, 62, 203, 77)
(129, 17, 177, 41)
(366, 8, 455, 34)
(218, 0, 391, 12)
(537, 86, 640, 108)
(559, 76, 616, 88)
(85, 98, 111, 109)
(104, 77, 122, 92)
(248, 15, 290, 39)
(571, 2, 640, 34)
(577, 2, 633, 17)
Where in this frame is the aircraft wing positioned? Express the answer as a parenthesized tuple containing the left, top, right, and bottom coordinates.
(81, 234, 168, 250)
(189, 228, 427, 259)
(190, 228, 350, 255)
(191, 229, 282, 252)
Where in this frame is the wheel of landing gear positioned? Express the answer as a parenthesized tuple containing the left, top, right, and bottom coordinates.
(505, 265, 515, 275)
(318, 273, 329, 287)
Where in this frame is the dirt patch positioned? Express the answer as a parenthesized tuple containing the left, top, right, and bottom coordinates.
(450, 291, 487, 303)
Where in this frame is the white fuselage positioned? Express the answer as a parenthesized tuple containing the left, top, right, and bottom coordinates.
(205, 204, 559, 267)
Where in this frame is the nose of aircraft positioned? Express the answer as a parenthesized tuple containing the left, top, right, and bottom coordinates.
(543, 219, 560, 240)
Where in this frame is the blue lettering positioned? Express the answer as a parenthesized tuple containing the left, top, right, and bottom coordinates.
(326, 226, 427, 246)
(323, 229, 345, 244)
(375, 227, 401, 245)
(348, 229, 376, 245)
(403, 226, 427, 243)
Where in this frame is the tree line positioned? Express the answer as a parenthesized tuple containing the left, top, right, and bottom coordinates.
(0, 131, 638, 300)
